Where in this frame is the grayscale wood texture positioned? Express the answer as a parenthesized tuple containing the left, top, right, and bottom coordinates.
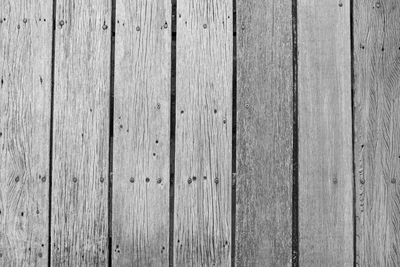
(174, 0, 233, 265)
(0, 1, 52, 265)
(235, 0, 293, 266)
(298, 0, 353, 265)
(112, 0, 171, 266)
(354, 0, 400, 265)
(51, 0, 111, 265)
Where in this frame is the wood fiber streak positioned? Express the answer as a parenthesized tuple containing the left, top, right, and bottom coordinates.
(0, 1, 51, 265)
(235, 0, 293, 266)
(354, 1, 400, 265)
(298, 0, 353, 265)
(112, 0, 170, 266)
(174, 0, 233, 266)
(51, 0, 110, 265)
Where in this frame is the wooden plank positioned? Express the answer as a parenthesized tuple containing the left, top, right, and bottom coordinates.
(51, 0, 111, 265)
(112, 0, 170, 265)
(174, 0, 233, 265)
(0, 1, 52, 265)
(354, 1, 400, 265)
(298, 0, 353, 265)
(235, 0, 293, 266)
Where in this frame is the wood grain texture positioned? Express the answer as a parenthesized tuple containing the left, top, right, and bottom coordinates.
(0, 1, 51, 265)
(354, 1, 400, 265)
(174, 0, 232, 265)
(298, 0, 353, 265)
(235, 0, 293, 266)
(51, 0, 110, 265)
(112, 0, 170, 265)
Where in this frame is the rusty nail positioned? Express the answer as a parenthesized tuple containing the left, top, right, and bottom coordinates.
(157, 178, 162, 184)
(73, 177, 77, 183)
(188, 177, 192, 184)
(129, 177, 134, 183)
(136, 26, 140, 31)
(391, 178, 396, 184)
(145, 177, 150, 183)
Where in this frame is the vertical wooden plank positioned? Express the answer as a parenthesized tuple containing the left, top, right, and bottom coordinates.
(174, 0, 232, 265)
(51, 0, 110, 265)
(235, 0, 293, 266)
(298, 0, 353, 265)
(354, 1, 400, 265)
(112, 0, 170, 265)
(0, 1, 51, 265)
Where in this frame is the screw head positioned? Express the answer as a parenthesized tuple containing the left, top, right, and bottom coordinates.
(157, 178, 162, 184)
(129, 177, 135, 183)
(72, 177, 77, 183)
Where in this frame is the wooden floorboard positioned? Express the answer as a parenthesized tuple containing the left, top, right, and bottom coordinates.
(112, 0, 171, 265)
(0, 1, 52, 265)
(174, 0, 233, 265)
(354, 0, 400, 265)
(298, 0, 353, 265)
(235, 0, 293, 266)
(51, 0, 111, 265)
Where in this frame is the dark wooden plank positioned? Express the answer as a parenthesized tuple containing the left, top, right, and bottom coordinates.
(112, 0, 171, 265)
(235, 0, 293, 266)
(51, 0, 111, 265)
(298, 0, 353, 265)
(354, 0, 400, 265)
(174, 0, 233, 265)
(0, 1, 52, 265)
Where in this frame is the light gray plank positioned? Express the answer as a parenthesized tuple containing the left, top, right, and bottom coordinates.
(51, 0, 111, 265)
(235, 0, 293, 266)
(354, 0, 400, 265)
(174, 0, 233, 265)
(0, 1, 52, 265)
(298, 0, 353, 265)
(112, 0, 171, 265)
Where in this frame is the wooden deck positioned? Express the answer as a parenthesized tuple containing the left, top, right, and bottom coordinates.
(0, 0, 399, 266)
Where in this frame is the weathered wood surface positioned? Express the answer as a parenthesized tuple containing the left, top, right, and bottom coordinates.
(354, 1, 400, 265)
(0, 1, 52, 265)
(235, 0, 293, 266)
(298, 0, 353, 265)
(51, 0, 111, 265)
(174, 0, 233, 265)
(112, 0, 170, 265)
